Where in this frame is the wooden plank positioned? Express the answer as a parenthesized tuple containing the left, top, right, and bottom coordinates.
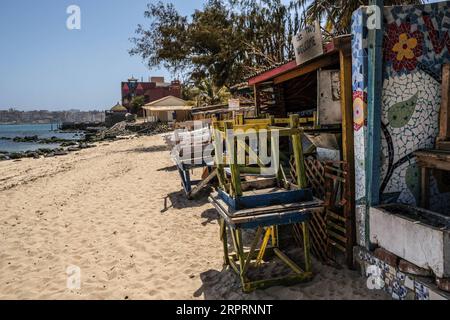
(339, 50, 356, 268)
(224, 121, 242, 197)
(188, 169, 217, 198)
(416, 150, 450, 171)
(248, 60, 298, 86)
(439, 64, 450, 141)
(211, 192, 322, 217)
(273, 248, 304, 274)
(328, 230, 347, 244)
(290, 115, 308, 188)
(241, 178, 277, 192)
(437, 140, 450, 151)
(217, 187, 314, 211)
(256, 228, 272, 266)
(242, 227, 264, 275)
(213, 122, 227, 190)
(303, 222, 312, 272)
(220, 218, 230, 265)
(274, 54, 339, 85)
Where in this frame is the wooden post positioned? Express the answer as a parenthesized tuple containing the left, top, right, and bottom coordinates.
(224, 122, 242, 197)
(254, 84, 260, 117)
(303, 222, 312, 272)
(220, 218, 230, 266)
(213, 122, 226, 190)
(340, 50, 356, 268)
(289, 114, 307, 189)
(439, 64, 450, 142)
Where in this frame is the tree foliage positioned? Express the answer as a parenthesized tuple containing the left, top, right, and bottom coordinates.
(130, 96, 146, 114)
(130, 0, 304, 88)
(300, 0, 422, 35)
(130, 0, 423, 87)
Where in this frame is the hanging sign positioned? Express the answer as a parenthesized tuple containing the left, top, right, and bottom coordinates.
(228, 99, 240, 111)
(292, 21, 323, 66)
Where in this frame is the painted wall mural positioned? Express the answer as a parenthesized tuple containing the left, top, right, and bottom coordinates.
(352, 1, 450, 245)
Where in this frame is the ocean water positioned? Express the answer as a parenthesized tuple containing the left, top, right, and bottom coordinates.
(0, 124, 82, 153)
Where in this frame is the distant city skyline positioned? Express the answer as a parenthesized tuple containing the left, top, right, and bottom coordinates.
(0, 1, 205, 111)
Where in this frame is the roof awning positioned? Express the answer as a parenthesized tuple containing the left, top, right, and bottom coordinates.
(142, 106, 193, 112)
(247, 35, 351, 86)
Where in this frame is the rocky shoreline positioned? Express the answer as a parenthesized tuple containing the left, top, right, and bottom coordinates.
(0, 121, 171, 162)
(0, 142, 96, 161)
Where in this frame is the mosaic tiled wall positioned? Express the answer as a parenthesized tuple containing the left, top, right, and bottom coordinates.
(351, 7, 369, 247)
(352, 2, 450, 247)
(381, 2, 450, 212)
(355, 247, 448, 300)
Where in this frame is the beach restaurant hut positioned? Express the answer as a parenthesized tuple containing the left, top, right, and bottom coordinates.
(105, 102, 128, 127)
(142, 96, 192, 123)
(247, 35, 355, 267)
(110, 102, 128, 113)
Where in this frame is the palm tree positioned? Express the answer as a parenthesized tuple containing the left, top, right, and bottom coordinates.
(297, 0, 422, 35)
(196, 78, 231, 106)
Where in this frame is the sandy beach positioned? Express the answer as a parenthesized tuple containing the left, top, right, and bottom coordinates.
(0, 135, 389, 300)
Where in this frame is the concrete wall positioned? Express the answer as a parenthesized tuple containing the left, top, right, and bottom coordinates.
(369, 206, 450, 278)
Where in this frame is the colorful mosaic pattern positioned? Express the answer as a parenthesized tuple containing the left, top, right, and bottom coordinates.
(352, 8, 369, 247)
(382, 2, 450, 211)
(352, 2, 450, 224)
(355, 248, 442, 300)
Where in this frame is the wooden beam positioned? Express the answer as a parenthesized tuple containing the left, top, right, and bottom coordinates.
(253, 84, 260, 116)
(248, 60, 297, 85)
(289, 115, 307, 189)
(439, 64, 450, 141)
(339, 50, 356, 268)
(274, 54, 339, 85)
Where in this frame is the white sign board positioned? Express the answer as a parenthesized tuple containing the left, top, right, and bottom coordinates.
(228, 99, 240, 111)
(318, 70, 342, 125)
(292, 21, 323, 66)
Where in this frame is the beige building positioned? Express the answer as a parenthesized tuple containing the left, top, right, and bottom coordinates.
(142, 96, 192, 123)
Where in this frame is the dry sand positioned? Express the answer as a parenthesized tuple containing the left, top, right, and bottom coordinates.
(0, 135, 389, 300)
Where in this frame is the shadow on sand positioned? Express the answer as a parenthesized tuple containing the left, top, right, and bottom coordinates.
(200, 209, 219, 226)
(160, 189, 213, 213)
(193, 268, 244, 300)
(157, 165, 178, 172)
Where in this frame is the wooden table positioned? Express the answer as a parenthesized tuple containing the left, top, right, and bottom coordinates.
(209, 192, 323, 293)
(415, 149, 450, 209)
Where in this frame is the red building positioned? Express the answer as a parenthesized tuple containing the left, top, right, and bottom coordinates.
(121, 76, 181, 111)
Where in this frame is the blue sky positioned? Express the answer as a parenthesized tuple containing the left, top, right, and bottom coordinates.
(0, 0, 205, 111)
(0, 0, 441, 111)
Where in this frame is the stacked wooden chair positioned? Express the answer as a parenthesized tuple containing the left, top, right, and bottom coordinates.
(209, 114, 323, 292)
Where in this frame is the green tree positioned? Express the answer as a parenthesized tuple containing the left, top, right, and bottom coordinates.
(181, 80, 230, 107)
(130, 0, 303, 87)
(299, 0, 422, 35)
(130, 96, 146, 114)
(130, 0, 422, 86)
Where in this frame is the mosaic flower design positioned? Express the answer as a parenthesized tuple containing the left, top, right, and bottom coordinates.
(393, 34, 418, 61)
(353, 91, 367, 131)
(384, 23, 424, 72)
